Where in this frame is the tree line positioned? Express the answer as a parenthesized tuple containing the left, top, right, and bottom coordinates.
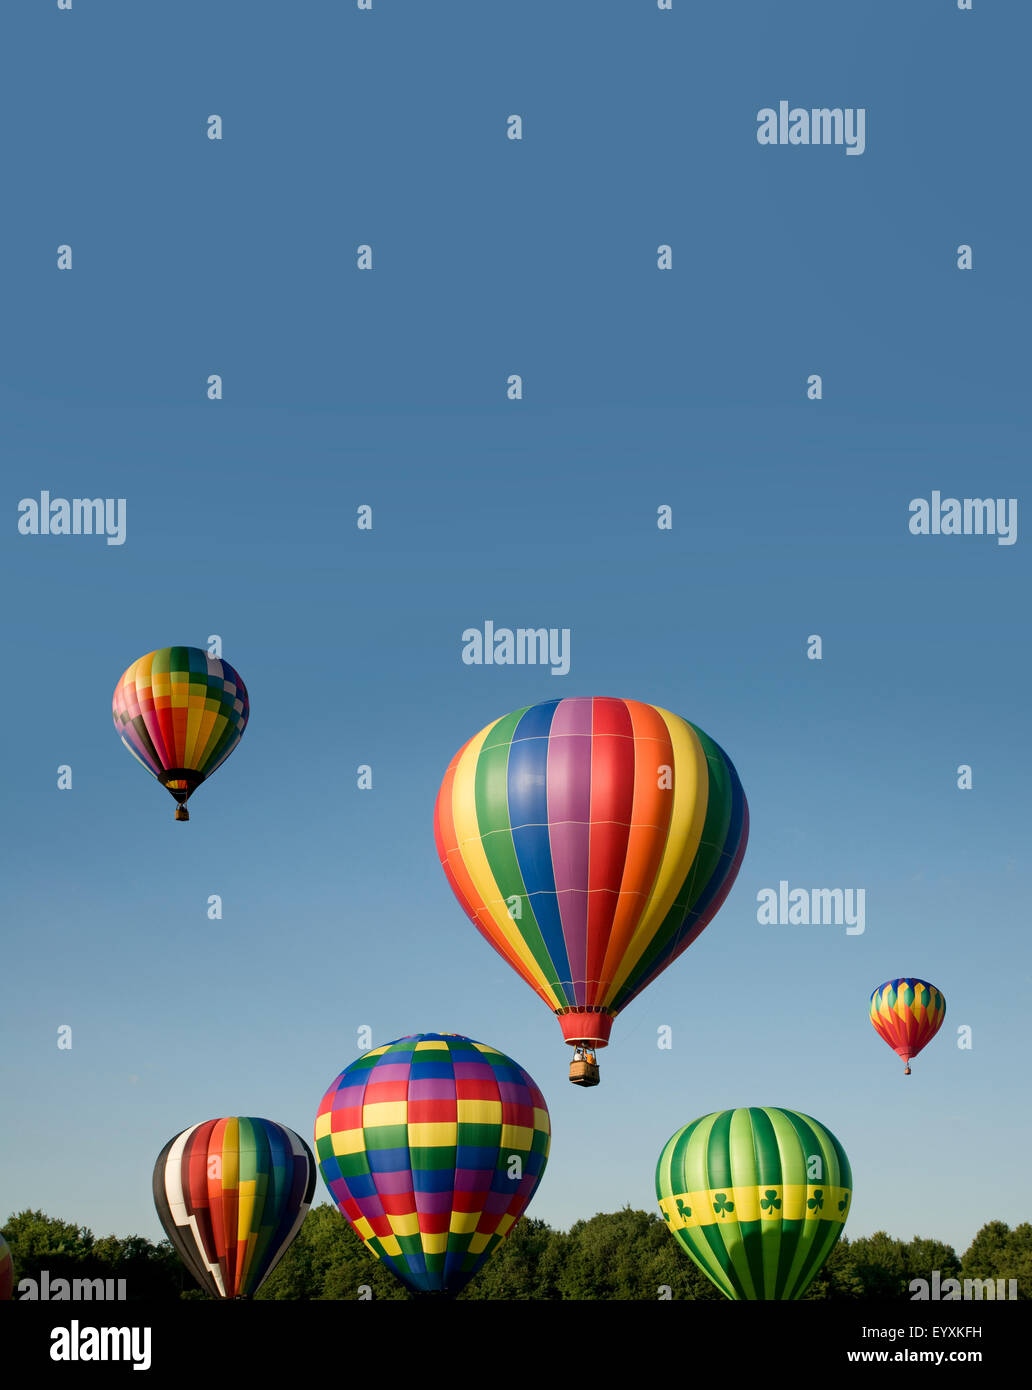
(3, 1206, 1028, 1300)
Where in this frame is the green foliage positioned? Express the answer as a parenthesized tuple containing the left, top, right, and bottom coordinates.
(961, 1221, 1032, 1299)
(907, 1236, 963, 1285)
(803, 1236, 867, 1299)
(804, 1232, 961, 1300)
(4, 1206, 1026, 1300)
(3, 1209, 95, 1263)
(2, 1210, 183, 1300)
(257, 1204, 408, 1300)
(550, 1207, 722, 1301)
(458, 1217, 565, 1300)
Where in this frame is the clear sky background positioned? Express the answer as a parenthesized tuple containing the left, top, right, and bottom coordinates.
(2, 1, 1029, 1259)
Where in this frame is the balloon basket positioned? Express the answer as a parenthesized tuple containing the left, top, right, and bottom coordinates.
(569, 1048, 600, 1087)
(174, 806, 189, 822)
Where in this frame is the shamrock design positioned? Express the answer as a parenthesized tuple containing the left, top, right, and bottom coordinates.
(807, 1189, 824, 1212)
(676, 1198, 692, 1221)
(838, 1192, 850, 1213)
(713, 1193, 735, 1217)
(760, 1189, 781, 1214)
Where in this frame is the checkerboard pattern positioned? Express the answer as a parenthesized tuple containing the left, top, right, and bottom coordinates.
(112, 645, 249, 791)
(314, 1033, 550, 1294)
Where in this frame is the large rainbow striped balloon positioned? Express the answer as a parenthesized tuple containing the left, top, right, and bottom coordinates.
(434, 698, 748, 1068)
(112, 646, 249, 819)
(870, 978, 946, 1075)
(153, 1116, 315, 1299)
(315, 1034, 550, 1295)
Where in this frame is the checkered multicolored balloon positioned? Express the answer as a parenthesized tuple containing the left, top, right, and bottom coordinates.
(315, 1033, 551, 1295)
(112, 646, 249, 819)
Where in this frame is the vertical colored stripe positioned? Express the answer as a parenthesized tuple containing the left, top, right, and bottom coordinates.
(544, 698, 593, 1001)
(606, 707, 709, 995)
(616, 736, 747, 1008)
(433, 736, 547, 1000)
(595, 700, 676, 995)
(584, 698, 636, 1002)
(504, 703, 574, 989)
(451, 716, 562, 1004)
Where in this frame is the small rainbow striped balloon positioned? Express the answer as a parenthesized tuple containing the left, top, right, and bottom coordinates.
(870, 978, 946, 1074)
(434, 698, 748, 1067)
(315, 1034, 550, 1295)
(153, 1116, 315, 1299)
(112, 646, 249, 819)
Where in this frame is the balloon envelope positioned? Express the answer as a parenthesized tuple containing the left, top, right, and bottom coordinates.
(657, 1107, 852, 1300)
(314, 1033, 550, 1295)
(113, 646, 249, 814)
(153, 1116, 315, 1299)
(0, 1234, 12, 1300)
(434, 697, 748, 1051)
(870, 978, 946, 1071)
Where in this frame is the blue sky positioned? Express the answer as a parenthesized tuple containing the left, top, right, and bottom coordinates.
(2, 0, 1029, 1261)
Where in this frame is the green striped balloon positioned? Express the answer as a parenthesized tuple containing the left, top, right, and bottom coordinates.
(656, 1107, 852, 1300)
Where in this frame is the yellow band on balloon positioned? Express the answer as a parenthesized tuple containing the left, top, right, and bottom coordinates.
(660, 1184, 851, 1230)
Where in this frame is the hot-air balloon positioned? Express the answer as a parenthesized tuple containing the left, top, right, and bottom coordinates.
(0, 1234, 13, 1300)
(314, 1033, 550, 1296)
(656, 1107, 852, 1301)
(434, 697, 748, 1086)
(870, 978, 946, 1075)
(153, 1116, 315, 1299)
(112, 646, 249, 820)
